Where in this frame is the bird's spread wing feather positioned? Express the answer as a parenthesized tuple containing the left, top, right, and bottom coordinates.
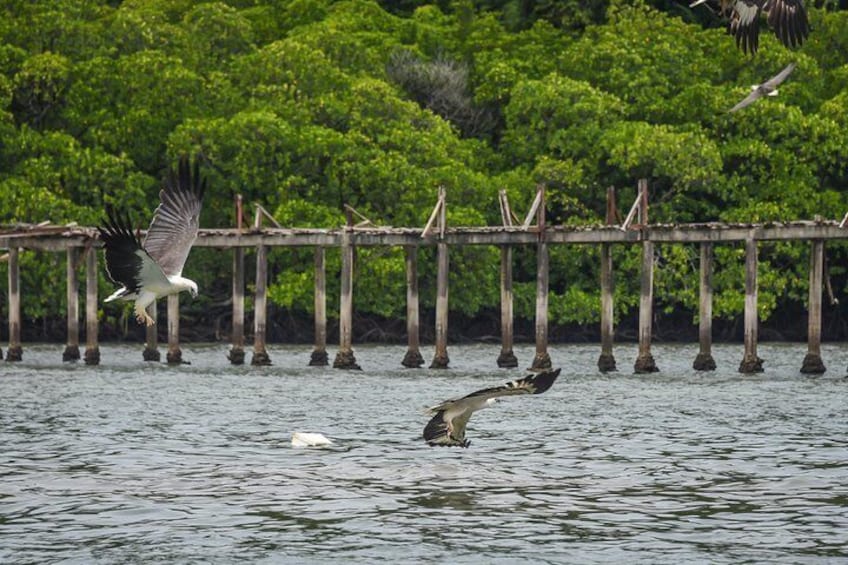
(143, 156, 205, 277)
(765, 0, 808, 49)
(423, 368, 561, 447)
(763, 61, 796, 88)
(729, 0, 762, 55)
(98, 210, 170, 294)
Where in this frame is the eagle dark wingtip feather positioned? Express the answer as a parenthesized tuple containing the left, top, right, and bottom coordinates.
(529, 367, 561, 395)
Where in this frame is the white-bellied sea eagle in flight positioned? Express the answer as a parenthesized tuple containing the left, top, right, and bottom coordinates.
(98, 155, 206, 326)
(423, 368, 561, 447)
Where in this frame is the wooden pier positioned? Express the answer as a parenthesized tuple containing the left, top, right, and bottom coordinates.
(0, 182, 843, 374)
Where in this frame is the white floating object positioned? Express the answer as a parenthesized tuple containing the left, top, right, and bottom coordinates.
(291, 432, 333, 447)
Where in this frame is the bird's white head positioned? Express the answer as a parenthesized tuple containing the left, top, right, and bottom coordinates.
(187, 280, 198, 298)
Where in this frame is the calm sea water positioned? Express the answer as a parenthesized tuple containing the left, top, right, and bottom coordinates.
(1, 342, 846, 564)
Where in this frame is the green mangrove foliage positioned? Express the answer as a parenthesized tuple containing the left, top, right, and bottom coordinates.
(0, 0, 847, 337)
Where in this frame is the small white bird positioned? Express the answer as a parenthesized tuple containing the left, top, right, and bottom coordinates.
(729, 62, 796, 113)
(291, 432, 333, 447)
(423, 368, 561, 447)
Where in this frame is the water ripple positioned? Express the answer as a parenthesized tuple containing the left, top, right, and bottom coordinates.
(1, 343, 846, 563)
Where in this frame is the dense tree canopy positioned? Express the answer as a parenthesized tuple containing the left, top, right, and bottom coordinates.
(1, 0, 847, 340)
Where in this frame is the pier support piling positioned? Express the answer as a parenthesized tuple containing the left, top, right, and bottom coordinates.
(598, 186, 617, 373)
(251, 245, 272, 366)
(63, 247, 80, 362)
(598, 242, 616, 372)
(497, 245, 518, 368)
(7, 247, 22, 361)
(430, 241, 450, 369)
(310, 247, 329, 366)
(693, 243, 717, 371)
(166, 294, 183, 364)
(142, 300, 160, 361)
(739, 238, 763, 373)
(801, 240, 826, 374)
(402, 246, 424, 368)
(530, 241, 552, 370)
(228, 247, 245, 365)
(84, 246, 99, 365)
(334, 219, 360, 369)
(633, 180, 658, 373)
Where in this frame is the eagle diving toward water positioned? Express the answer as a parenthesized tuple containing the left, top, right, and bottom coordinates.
(98, 155, 206, 326)
(689, 0, 809, 55)
(729, 62, 796, 112)
(423, 368, 561, 447)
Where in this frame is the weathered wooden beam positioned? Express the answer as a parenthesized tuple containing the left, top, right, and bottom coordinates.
(63, 247, 80, 362)
(693, 243, 716, 371)
(598, 186, 617, 373)
(739, 238, 763, 373)
(402, 246, 424, 368)
(84, 246, 99, 365)
(801, 240, 825, 374)
(310, 247, 328, 366)
(142, 301, 160, 362)
(634, 180, 658, 373)
(497, 245, 518, 368)
(598, 243, 615, 372)
(530, 241, 551, 370)
(251, 245, 271, 366)
(228, 247, 245, 365)
(334, 219, 360, 369)
(7, 247, 22, 361)
(166, 294, 182, 364)
(430, 241, 450, 369)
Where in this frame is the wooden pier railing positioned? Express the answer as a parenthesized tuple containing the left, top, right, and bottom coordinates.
(0, 184, 845, 374)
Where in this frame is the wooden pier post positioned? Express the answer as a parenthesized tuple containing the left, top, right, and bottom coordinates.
(739, 238, 763, 373)
(7, 247, 22, 361)
(166, 294, 182, 364)
(63, 247, 81, 362)
(142, 300, 160, 361)
(598, 186, 617, 373)
(693, 242, 717, 370)
(801, 240, 826, 374)
(402, 246, 424, 368)
(497, 245, 518, 368)
(84, 246, 99, 365)
(251, 244, 272, 366)
(310, 247, 329, 366)
(634, 179, 658, 373)
(334, 212, 360, 369)
(228, 247, 246, 364)
(430, 241, 450, 369)
(530, 185, 551, 371)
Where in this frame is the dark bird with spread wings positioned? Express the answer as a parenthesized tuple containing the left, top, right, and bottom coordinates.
(689, 0, 809, 55)
(729, 62, 796, 112)
(423, 368, 561, 447)
(98, 156, 206, 326)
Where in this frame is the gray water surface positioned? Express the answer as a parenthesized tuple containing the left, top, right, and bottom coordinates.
(1, 343, 847, 564)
